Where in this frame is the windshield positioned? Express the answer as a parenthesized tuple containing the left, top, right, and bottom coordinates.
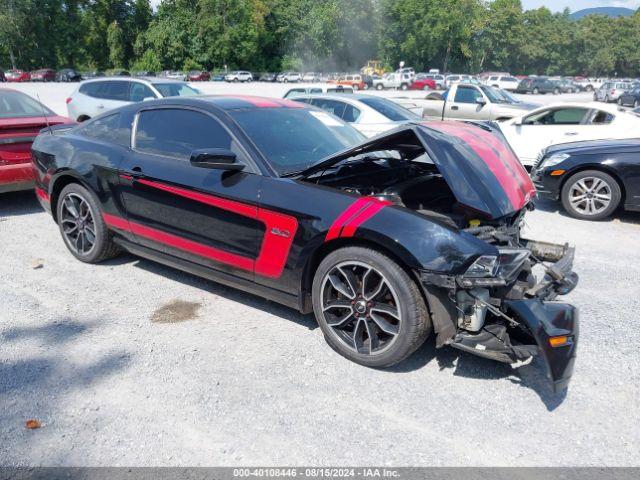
(153, 83, 199, 98)
(496, 89, 520, 103)
(0, 90, 55, 118)
(358, 97, 419, 121)
(480, 86, 513, 103)
(479, 85, 508, 103)
(229, 108, 364, 176)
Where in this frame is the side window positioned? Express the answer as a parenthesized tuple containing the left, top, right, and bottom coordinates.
(590, 110, 614, 125)
(309, 88, 322, 94)
(454, 86, 482, 104)
(103, 81, 130, 101)
(524, 108, 588, 125)
(309, 99, 347, 119)
(135, 109, 232, 160)
(129, 83, 155, 102)
(342, 104, 361, 122)
(80, 82, 108, 99)
(78, 113, 131, 147)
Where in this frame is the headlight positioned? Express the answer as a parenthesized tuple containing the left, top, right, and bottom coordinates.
(458, 249, 530, 288)
(541, 153, 570, 168)
(464, 255, 499, 278)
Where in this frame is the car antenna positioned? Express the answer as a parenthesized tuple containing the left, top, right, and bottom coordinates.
(35, 92, 53, 135)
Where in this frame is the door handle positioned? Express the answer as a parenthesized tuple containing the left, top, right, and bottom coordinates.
(97, 104, 104, 109)
(120, 167, 144, 180)
(565, 132, 579, 136)
(451, 106, 459, 110)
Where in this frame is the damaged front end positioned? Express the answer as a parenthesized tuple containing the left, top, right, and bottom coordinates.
(420, 230, 579, 392)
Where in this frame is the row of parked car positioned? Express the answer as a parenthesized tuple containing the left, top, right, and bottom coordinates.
(0, 68, 84, 82)
(2, 72, 639, 221)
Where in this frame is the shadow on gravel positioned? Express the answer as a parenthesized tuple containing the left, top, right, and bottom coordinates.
(388, 338, 567, 411)
(0, 190, 43, 217)
(534, 198, 640, 226)
(2, 319, 89, 344)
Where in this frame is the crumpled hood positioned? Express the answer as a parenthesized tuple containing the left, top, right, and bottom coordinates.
(299, 121, 535, 220)
(418, 121, 535, 218)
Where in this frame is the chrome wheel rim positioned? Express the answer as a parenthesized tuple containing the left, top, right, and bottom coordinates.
(320, 261, 402, 356)
(568, 177, 612, 216)
(60, 193, 96, 254)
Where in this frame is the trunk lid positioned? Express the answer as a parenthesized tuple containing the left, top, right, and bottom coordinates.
(0, 115, 69, 165)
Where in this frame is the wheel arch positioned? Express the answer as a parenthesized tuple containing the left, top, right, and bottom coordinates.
(299, 236, 424, 314)
(49, 172, 92, 222)
(560, 164, 627, 205)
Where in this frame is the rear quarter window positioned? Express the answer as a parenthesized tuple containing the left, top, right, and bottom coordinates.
(77, 113, 131, 147)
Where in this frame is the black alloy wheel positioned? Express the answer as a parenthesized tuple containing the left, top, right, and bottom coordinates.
(56, 183, 120, 263)
(312, 247, 431, 367)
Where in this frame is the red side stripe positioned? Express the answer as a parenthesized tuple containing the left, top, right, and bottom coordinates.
(35, 187, 49, 203)
(103, 213, 254, 272)
(137, 178, 257, 217)
(108, 179, 298, 279)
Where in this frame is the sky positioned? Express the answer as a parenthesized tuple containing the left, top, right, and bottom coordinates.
(521, 0, 640, 11)
(149, 0, 640, 13)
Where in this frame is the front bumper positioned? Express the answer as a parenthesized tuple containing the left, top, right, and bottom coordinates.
(530, 168, 561, 200)
(430, 240, 579, 391)
(506, 299, 578, 392)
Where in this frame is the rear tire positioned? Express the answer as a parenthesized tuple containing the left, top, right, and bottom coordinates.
(312, 246, 431, 368)
(376, 84, 383, 90)
(560, 170, 621, 221)
(634, 99, 638, 108)
(533, 87, 539, 95)
(56, 183, 121, 263)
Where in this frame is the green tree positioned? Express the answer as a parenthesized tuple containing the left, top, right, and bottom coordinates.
(107, 20, 126, 67)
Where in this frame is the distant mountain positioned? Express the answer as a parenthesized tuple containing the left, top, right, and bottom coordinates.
(570, 7, 635, 20)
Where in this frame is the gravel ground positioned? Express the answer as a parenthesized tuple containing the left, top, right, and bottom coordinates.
(1, 192, 640, 466)
(1, 83, 638, 466)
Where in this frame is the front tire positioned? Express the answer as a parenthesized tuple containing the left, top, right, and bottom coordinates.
(561, 170, 621, 221)
(376, 84, 384, 90)
(312, 246, 431, 368)
(56, 183, 120, 263)
(533, 87, 539, 95)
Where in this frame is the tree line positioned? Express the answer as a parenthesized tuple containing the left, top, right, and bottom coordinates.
(1, 0, 639, 77)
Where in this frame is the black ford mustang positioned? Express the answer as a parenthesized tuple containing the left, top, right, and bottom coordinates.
(31, 95, 579, 390)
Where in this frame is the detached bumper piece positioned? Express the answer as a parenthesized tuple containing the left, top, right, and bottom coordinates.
(506, 299, 579, 392)
(522, 239, 579, 301)
(450, 300, 578, 392)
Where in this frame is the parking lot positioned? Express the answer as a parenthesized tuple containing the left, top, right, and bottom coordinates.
(1, 83, 639, 466)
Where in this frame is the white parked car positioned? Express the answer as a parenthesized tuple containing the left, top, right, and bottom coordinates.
(283, 84, 354, 98)
(484, 75, 520, 91)
(225, 71, 253, 82)
(291, 93, 420, 137)
(66, 77, 200, 122)
(278, 72, 301, 83)
(302, 72, 319, 82)
(594, 81, 633, 102)
(373, 72, 413, 90)
(497, 102, 640, 167)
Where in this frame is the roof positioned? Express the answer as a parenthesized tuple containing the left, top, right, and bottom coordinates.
(530, 102, 628, 114)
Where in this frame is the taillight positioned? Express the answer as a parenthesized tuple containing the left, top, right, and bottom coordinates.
(65, 97, 72, 104)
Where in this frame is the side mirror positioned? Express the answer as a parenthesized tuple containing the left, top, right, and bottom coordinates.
(190, 149, 244, 171)
(514, 118, 523, 126)
(142, 96, 155, 102)
(476, 97, 487, 106)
